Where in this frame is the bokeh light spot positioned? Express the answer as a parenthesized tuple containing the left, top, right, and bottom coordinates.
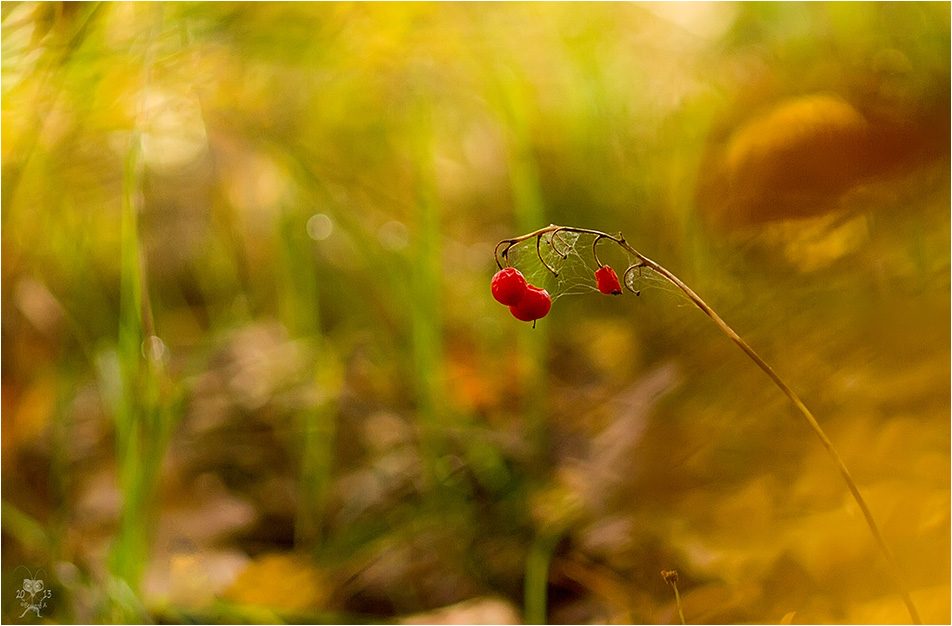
(306, 213, 334, 241)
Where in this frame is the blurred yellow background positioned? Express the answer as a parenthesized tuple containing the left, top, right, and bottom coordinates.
(2, 2, 949, 623)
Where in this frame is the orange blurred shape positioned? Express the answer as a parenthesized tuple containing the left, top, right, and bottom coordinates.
(697, 92, 949, 228)
(223, 553, 328, 612)
(1, 379, 56, 470)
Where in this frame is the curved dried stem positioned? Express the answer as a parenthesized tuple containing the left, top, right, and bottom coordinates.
(536, 232, 560, 276)
(622, 261, 647, 296)
(495, 224, 921, 625)
(549, 228, 572, 259)
(494, 240, 515, 270)
(592, 234, 609, 268)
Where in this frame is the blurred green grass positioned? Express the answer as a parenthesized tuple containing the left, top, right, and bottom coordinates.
(2, 2, 949, 624)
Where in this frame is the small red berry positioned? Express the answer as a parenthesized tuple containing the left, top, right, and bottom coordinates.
(509, 284, 551, 324)
(491, 267, 528, 306)
(595, 265, 622, 295)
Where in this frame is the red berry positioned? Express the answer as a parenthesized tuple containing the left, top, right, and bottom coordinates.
(491, 267, 528, 306)
(509, 285, 551, 323)
(595, 265, 622, 295)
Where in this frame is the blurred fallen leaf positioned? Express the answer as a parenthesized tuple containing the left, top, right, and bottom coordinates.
(399, 596, 521, 625)
(2, 377, 56, 467)
(155, 473, 258, 549)
(161, 549, 249, 609)
(754, 213, 869, 273)
(698, 94, 870, 227)
(697, 89, 948, 228)
(846, 582, 951, 625)
(223, 552, 328, 612)
(560, 363, 680, 515)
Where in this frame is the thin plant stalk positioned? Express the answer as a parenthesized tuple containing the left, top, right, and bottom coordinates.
(495, 225, 921, 625)
(524, 532, 559, 625)
(672, 582, 685, 626)
(110, 5, 180, 619)
(410, 99, 449, 492)
(662, 570, 686, 625)
(276, 207, 338, 551)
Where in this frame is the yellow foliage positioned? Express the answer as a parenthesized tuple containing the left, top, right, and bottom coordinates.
(223, 553, 328, 612)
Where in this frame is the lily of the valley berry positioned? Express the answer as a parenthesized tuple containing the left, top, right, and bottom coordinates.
(490, 266, 552, 326)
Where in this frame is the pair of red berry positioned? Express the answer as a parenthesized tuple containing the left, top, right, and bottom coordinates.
(491, 264, 623, 325)
(491, 267, 551, 323)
